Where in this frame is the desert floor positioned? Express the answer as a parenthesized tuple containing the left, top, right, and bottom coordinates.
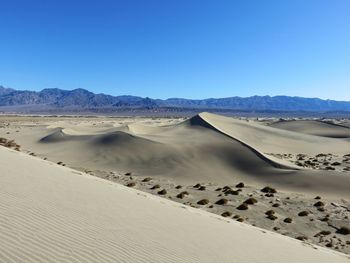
(0, 112, 349, 257)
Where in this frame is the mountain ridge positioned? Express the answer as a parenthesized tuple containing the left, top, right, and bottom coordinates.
(1, 85, 350, 112)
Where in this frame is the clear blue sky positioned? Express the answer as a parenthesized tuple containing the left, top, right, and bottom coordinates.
(1, 0, 350, 100)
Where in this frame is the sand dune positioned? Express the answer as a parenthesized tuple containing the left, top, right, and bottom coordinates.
(1, 113, 349, 198)
(0, 146, 348, 263)
(199, 112, 350, 155)
(269, 119, 350, 138)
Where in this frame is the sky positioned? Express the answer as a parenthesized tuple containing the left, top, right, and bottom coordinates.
(0, 0, 350, 100)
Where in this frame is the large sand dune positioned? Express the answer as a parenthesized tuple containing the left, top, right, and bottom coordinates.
(0, 146, 349, 263)
(269, 119, 350, 138)
(18, 113, 347, 198)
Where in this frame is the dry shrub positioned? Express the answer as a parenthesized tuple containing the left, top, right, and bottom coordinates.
(157, 189, 167, 195)
(236, 182, 245, 188)
(215, 198, 228, 205)
(284, 217, 292, 223)
(126, 182, 136, 187)
(237, 203, 248, 210)
(221, 211, 232, 217)
(261, 186, 277, 194)
(197, 199, 209, 205)
(244, 198, 257, 205)
(298, 211, 309, 217)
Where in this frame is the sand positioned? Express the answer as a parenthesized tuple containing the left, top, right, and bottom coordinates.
(0, 146, 349, 263)
(0, 112, 349, 257)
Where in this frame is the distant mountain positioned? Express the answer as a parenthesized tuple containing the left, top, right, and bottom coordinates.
(1, 86, 350, 112)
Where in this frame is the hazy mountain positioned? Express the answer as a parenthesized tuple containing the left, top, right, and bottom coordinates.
(0, 86, 350, 112)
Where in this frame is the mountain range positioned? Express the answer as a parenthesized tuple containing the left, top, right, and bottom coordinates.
(1, 86, 350, 113)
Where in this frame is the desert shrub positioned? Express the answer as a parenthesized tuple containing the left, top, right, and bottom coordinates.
(284, 217, 292, 223)
(236, 182, 245, 188)
(265, 210, 275, 216)
(244, 198, 257, 205)
(157, 189, 167, 195)
(314, 201, 325, 207)
(142, 177, 152, 182)
(267, 214, 277, 220)
(336, 226, 350, 235)
(215, 198, 228, 205)
(221, 211, 232, 217)
(126, 182, 136, 187)
(197, 199, 209, 205)
(296, 236, 308, 241)
(150, 184, 160, 190)
(237, 203, 248, 210)
(261, 186, 277, 193)
(298, 211, 309, 216)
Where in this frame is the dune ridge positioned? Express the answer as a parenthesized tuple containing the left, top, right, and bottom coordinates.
(269, 119, 350, 138)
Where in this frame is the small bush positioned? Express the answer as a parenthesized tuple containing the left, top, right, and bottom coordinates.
(176, 191, 189, 199)
(298, 211, 309, 216)
(236, 182, 244, 188)
(261, 186, 277, 194)
(296, 236, 308, 241)
(314, 201, 325, 207)
(244, 198, 257, 205)
(237, 203, 248, 210)
(267, 214, 277, 220)
(157, 189, 167, 195)
(336, 226, 350, 235)
(126, 182, 136, 187)
(221, 211, 232, 217)
(284, 217, 292, 223)
(197, 199, 209, 205)
(265, 210, 275, 216)
(215, 198, 228, 205)
(142, 177, 152, 182)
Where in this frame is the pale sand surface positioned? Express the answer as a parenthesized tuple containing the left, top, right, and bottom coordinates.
(0, 113, 349, 256)
(0, 146, 349, 263)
